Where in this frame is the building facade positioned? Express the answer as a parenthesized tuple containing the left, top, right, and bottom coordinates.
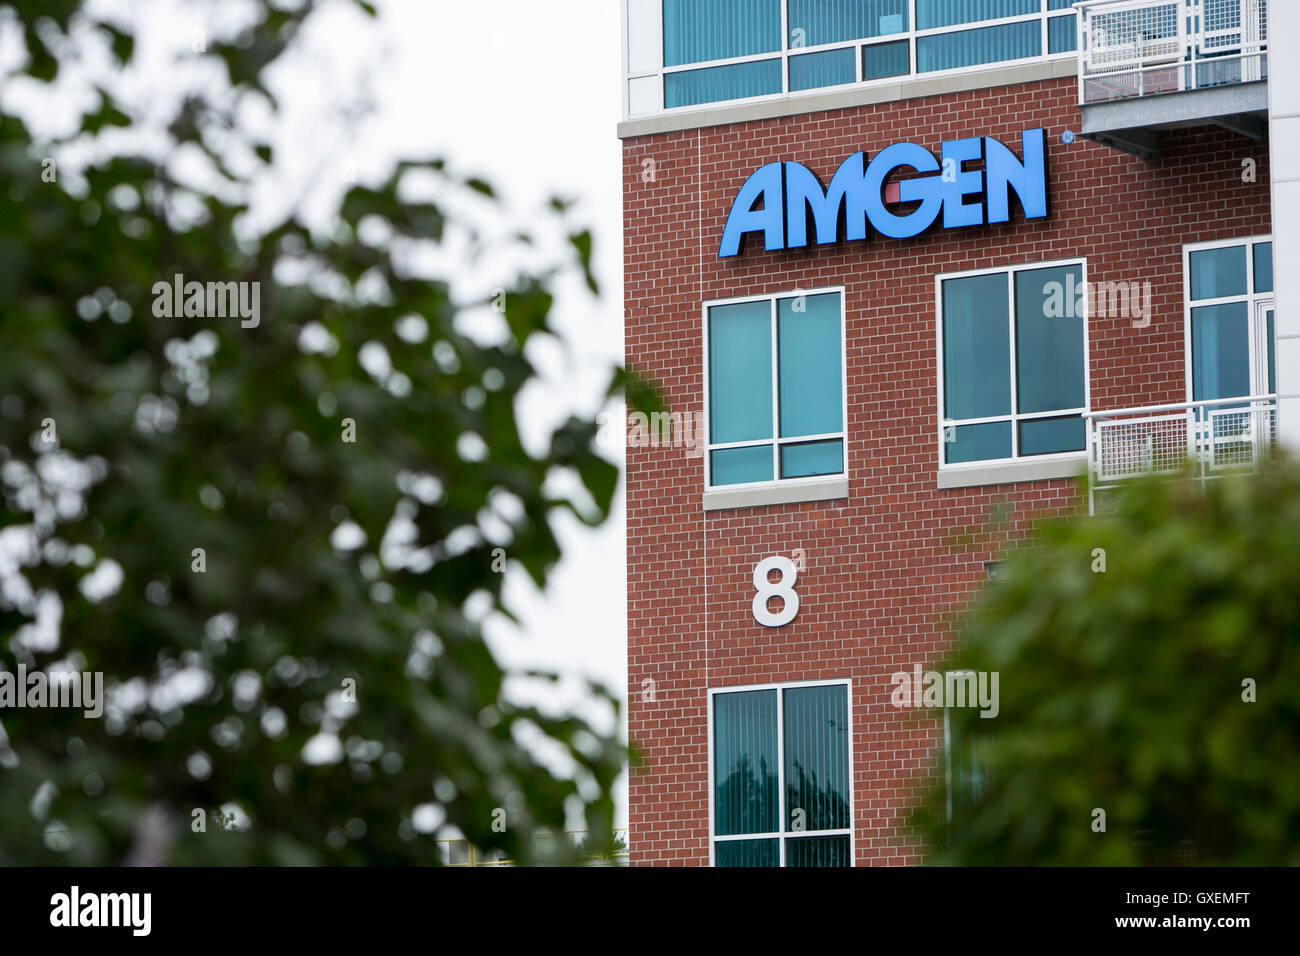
(622, 0, 1293, 865)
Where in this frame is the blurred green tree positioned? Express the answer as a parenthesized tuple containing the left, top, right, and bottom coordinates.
(0, 0, 642, 864)
(913, 465, 1300, 865)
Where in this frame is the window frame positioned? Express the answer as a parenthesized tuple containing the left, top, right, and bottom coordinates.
(702, 286, 848, 492)
(706, 678, 855, 867)
(935, 256, 1092, 471)
(625, 0, 1081, 118)
(1181, 234, 1275, 404)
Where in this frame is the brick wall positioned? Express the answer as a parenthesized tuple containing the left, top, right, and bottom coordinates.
(623, 75, 1272, 866)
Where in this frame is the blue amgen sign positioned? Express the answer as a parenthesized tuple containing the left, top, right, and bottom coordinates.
(718, 128, 1047, 258)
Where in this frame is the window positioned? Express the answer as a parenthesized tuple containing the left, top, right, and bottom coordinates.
(937, 260, 1089, 467)
(663, 0, 782, 67)
(630, 0, 1081, 116)
(710, 681, 852, 867)
(705, 289, 845, 489)
(1184, 236, 1274, 406)
(944, 690, 992, 825)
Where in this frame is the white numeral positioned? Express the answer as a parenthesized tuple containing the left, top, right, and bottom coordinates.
(752, 555, 799, 627)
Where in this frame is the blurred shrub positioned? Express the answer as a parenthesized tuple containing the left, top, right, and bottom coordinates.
(913, 463, 1300, 865)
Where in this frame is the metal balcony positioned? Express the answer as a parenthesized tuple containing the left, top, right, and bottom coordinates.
(1084, 395, 1278, 514)
(1076, 0, 1268, 158)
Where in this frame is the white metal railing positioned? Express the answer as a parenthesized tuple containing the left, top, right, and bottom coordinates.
(1077, 0, 1267, 105)
(1084, 395, 1277, 512)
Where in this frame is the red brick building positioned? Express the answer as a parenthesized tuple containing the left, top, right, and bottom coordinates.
(621, 0, 1277, 866)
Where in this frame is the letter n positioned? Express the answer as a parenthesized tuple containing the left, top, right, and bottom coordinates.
(984, 129, 1047, 224)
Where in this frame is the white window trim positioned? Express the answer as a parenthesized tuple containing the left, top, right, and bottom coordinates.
(706, 678, 855, 867)
(702, 286, 848, 493)
(935, 256, 1092, 472)
(626, 0, 1080, 118)
(1182, 234, 1275, 404)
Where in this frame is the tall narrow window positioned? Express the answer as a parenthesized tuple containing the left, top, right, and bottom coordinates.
(706, 290, 845, 488)
(711, 681, 852, 867)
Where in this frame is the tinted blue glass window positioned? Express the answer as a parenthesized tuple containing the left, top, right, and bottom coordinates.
(943, 274, 1011, 420)
(781, 440, 843, 478)
(663, 0, 781, 67)
(789, 48, 856, 91)
(1191, 302, 1251, 401)
(778, 293, 842, 437)
(709, 293, 843, 487)
(1254, 241, 1273, 293)
(917, 0, 1038, 30)
(1190, 246, 1248, 300)
(1019, 416, 1086, 456)
(709, 300, 771, 444)
(917, 20, 1040, 72)
(783, 685, 849, 832)
(1267, 308, 1276, 394)
(714, 690, 778, 836)
(711, 445, 774, 486)
(716, 839, 779, 866)
(945, 421, 1013, 463)
(863, 40, 911, 79)
(665, 59, 782, 108)
(786, 836, 851, 866)
(1048, 15, 1076, 54)
(788, 0, 908, 45)
(1015, 265, 1085, 414)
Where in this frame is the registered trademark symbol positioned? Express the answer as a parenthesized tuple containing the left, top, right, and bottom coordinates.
(1061, 129, 1075, 145)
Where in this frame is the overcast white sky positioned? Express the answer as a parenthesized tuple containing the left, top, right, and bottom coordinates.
(326, 0, 630, 824)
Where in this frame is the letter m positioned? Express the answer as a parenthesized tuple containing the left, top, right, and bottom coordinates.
(206, 281, 239, 318)
(784, 153, 870, 250)
(945, 671, 976, 709)
(101, 894, 130, 927)
(1094, 280, 1125, 318)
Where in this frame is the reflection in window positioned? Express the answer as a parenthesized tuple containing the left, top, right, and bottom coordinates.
(712, 683, 851, 866)
(940, 262, 1088, 466)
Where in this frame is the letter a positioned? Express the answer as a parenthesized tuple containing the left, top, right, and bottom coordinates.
(718, 163, 785, 258)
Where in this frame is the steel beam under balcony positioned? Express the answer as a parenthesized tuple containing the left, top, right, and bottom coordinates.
(1081, 80, 1268, 159)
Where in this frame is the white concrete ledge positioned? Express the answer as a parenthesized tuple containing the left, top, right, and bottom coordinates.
(703, 477, 848, 511)
(618, 58, 1078, 139)
(937, 455, 1086, 490)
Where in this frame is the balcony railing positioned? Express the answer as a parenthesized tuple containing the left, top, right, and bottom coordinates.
(1084, 396, 1277, 513)
(1077, 0, 1267, 105)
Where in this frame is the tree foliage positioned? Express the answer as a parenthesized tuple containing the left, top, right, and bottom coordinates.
(913, 464, 1300, 865)
(0, 0, 633, 864)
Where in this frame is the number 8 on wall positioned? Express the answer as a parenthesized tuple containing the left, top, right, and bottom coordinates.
(752, 555, 799, 628)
